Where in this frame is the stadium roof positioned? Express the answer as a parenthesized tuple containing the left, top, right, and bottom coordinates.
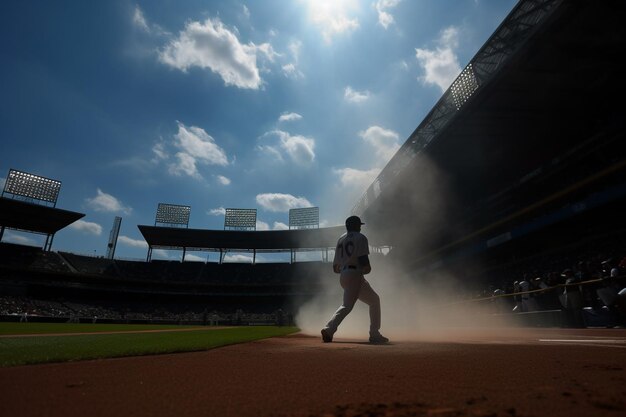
(137, 225, 345, 251)
(0, 197, 85, 235)
(355, 0, 626, 246)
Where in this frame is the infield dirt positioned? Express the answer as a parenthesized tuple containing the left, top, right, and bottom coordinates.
(0, 328, 625, 417)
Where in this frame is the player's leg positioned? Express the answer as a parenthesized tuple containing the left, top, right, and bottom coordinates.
(359, 280, 388, 343)
(323, 271, 362, 339)
(358, 280, 381, 334)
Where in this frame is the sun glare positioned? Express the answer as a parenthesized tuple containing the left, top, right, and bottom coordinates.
(303, 0, 361, 40)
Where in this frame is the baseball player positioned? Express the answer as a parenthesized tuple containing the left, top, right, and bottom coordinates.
(321, 215, 389, 344)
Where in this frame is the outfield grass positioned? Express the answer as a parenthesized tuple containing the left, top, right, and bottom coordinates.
(0, 322, 205, 335)
(0, 324, 299, 367)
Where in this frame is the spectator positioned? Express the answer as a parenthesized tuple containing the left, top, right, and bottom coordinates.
(519, 274, 537, 312)
(561, 269, 584, 327)
(492, 288, 508, 314)
(512, 281, 522, 313)
(275, 308, 284, 326)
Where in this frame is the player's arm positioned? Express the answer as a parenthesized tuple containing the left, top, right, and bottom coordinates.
(358, 255, 371, 274)
(332, 240, 343, 274)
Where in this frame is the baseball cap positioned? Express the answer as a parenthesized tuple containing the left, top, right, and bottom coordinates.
(345, 215, 365, 228)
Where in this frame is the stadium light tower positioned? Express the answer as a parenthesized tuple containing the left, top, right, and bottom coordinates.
(147, 203, 191, 261)
(224, 208, 257, 231)
(288, 207, 320, 262)
(2, 168, 61, 207)
(288, 207, 319, 230)
(222, 208, 257, 264)
(106, 216, 122, 259)
(155, 203, 191, 228)
(1, 169, 64, 250)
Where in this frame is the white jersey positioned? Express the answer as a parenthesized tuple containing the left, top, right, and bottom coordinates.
(333, 231, 369, 271)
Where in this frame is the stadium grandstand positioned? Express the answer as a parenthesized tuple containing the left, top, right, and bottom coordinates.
(350, 0, 626, 326)
(352, 0, 626, 293)
(1, 0, 625, 328)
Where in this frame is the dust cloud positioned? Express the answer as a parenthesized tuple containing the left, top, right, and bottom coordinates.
(295, 155, 521, 342)
(295, 259, 519, 342)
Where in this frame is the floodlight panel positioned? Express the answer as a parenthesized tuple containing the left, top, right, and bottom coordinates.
(4, 169, 61, 204)
(451, 64, 479, 110)
(155, 203, 191, 226)
(224, 208, 257, 230)
(289, 207, 319, 228)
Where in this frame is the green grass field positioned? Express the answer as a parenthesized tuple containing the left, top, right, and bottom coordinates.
(0, 323, 299, 367)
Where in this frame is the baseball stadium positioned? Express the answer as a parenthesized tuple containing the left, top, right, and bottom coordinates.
(1, 1, 626, 416)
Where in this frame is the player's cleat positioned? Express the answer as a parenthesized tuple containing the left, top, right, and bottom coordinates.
(369, 333, 389, 344)
(321, 328, 333, 343)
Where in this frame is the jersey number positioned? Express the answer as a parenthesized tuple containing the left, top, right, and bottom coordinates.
(337, 241, 355, 258)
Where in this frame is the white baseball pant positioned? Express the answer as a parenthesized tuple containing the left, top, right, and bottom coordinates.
(324, 269, 381, 335)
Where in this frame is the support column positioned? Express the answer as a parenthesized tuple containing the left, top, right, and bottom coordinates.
(44, 233, 55, 251)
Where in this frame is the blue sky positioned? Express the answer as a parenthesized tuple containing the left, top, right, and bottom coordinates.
(0, 0, 516, 260)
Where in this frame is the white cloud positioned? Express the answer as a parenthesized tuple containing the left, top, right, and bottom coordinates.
(152, 141, 167, 162)
(279, 134, 315, 165)
(334, 167, 381, 191)
(273, 221, 289, 230)
(278, 112, 303, 122)
(282, 40, 304, 79)
(375, 0, 402, 29)
(86, 189, 132, 215)
(282, 63, 304, 79)
(359, 125, 400, 162)
(168, 122, 228, 178)
(132, 6, 149, 32)
(288, 39, 302, 60)
(184, 254, 206, 262)
(256, 144, 284, 162)
(260, 130, 315, 166)
(216, 175, 231, 185)
(208, 207, 226, 216)
(331, 126, 398, 206)
(3, 231, 36, 246)
(170, 152, 198, 177)
(415, 26, 461, 92)
(118, 235, 148, 248)
(256, 193, 313, 212)
(344, 86, 370, 103)
(440, 26, 460, 49)
(131, 5, 168, 36)
(242, 5, 251, 20)
(306, 0, 360, 42)
(159, 17, 273, 89)
(223, 253, 253, 263)
(69, 220, 102, 236)
(256, 220, 270, 231)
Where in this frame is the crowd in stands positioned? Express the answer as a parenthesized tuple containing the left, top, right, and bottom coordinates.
(484, 251, 626, 327)
(0, 243, 70, 273)
(3, 240, 626, 328)
(0, 295, 293, 326)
